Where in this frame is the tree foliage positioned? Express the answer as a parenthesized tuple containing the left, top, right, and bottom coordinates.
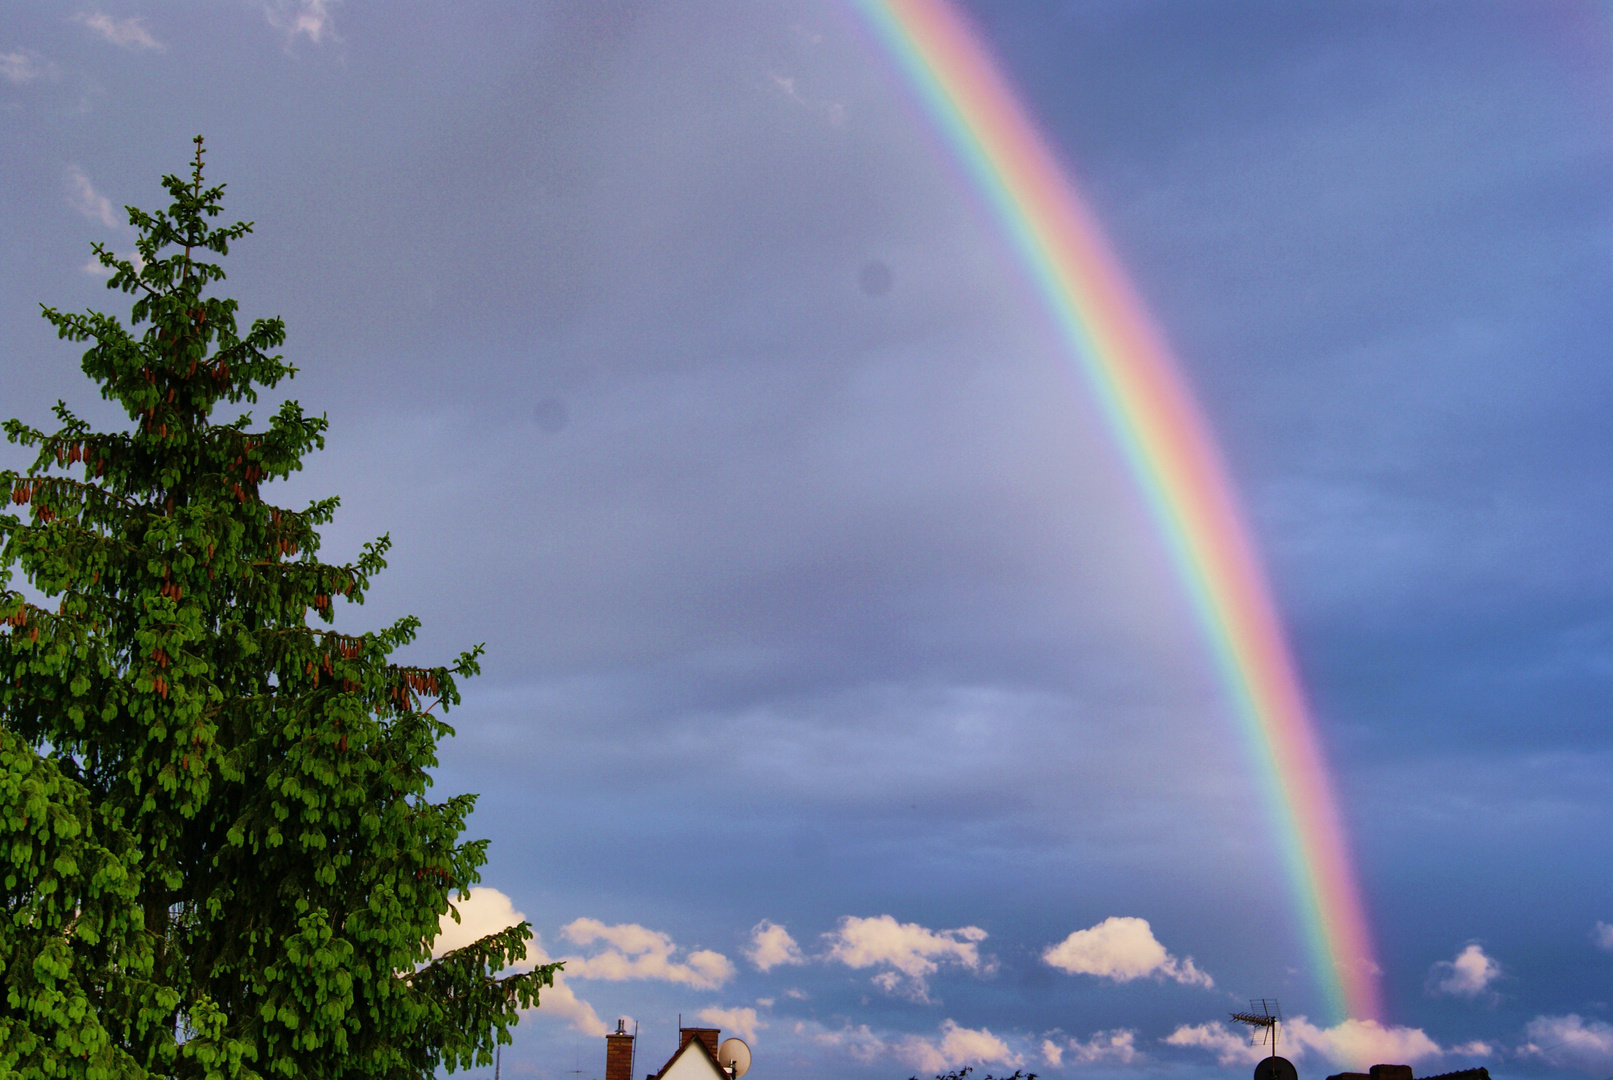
(0, 137, 558, 1080)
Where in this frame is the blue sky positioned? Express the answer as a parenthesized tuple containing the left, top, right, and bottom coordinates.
(2, 3, 1611, 1079)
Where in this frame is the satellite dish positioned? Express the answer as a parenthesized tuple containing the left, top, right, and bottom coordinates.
(717, 1038, 751, 1078)
(1254, 1056, 1298, 1080)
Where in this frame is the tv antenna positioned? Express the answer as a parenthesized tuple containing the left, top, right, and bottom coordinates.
(1231, 1000, 1296, 1080)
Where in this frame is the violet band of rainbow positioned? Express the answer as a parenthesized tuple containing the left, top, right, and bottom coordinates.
(854, 0, 1383, 1024)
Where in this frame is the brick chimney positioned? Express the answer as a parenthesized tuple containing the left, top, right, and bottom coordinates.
(606, 1019, 634, 1080)
(678, 1027, 721, 1059)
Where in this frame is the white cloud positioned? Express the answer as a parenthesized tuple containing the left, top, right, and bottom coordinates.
(432, 885, 526, 957)
(807, 1022, 886, 1065)
(1165, 1017, 1443, 1068)
(1042, 1039, 1063, 1067)
(1449, 1041, 1493, 1057)
(824, 914, 989, 1001)
(782, 988, 808, 1000)
(65, 166, 118, 229)
(1063, 1029, 1141, 1066)
(894, 1021, 1021, 1074)
(746, 919, 804, 971)
(525, 934, 611, 1038)
(74, 13, 162, 50)
(1593, 921, 1613, 952)
(262, 0, 339, 45)
(1427, 943, 1502, 999)
(1041, 916, 1213, 988)
(560, 918, 735, 989)
(806, 1019, 1018, 1072)
(1518, 1015, 1613, 1073)
(1, 49, 50, 84)
(696, 1006, 764, 1044)
(426, 887, 607, 1038)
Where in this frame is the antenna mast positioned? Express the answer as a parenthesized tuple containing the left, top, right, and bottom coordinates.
(1232, 999, 1295, 1080)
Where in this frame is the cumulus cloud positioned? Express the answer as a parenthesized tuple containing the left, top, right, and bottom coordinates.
(1518, 1015, 1613, 1073)
(560, 918, 735, 989)
(1043, 1030, 1140, 1068)
(1, 49, 50, 84)
(696, 1007, 764, 1043)
(746, 920, 804, 971)
(1165, 1017, 1443, 1068)
(895, 1021, 1022, 1074)
(824, 915, 989, 1001)
(262, 0, 339, 45)
(1041, 916, 1212, 988)
(75, 13, 162, 50)
(525, 935, 611, 1038)
(432, 885, 527, 957)
(806, 1023, 886, 1065)
(427, 887, 607, 1038)
(1427, 944, 1502, 1000)
(1593, 922, 1613, 952)
(66, 166, 118, 229)
(806, 1019, 1018, 1072)
(1449, 1041, 1493, 1057)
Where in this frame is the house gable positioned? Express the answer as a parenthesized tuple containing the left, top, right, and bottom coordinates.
(657, 1036, 729, 1080)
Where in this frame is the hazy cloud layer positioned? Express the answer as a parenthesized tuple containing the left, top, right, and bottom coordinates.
(74, 13, 161, 51)
(0, 48, 48, 84)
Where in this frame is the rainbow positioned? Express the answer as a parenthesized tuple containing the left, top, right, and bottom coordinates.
(854, 0, 1382, 1024)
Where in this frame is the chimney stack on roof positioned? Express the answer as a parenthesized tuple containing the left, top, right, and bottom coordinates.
(606, 1019, 634, 1080)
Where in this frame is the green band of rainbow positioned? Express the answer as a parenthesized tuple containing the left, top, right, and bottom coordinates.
(855, 0, 1382, 1023)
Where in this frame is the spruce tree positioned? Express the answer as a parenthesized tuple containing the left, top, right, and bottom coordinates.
(0, 138, 557, 1080)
